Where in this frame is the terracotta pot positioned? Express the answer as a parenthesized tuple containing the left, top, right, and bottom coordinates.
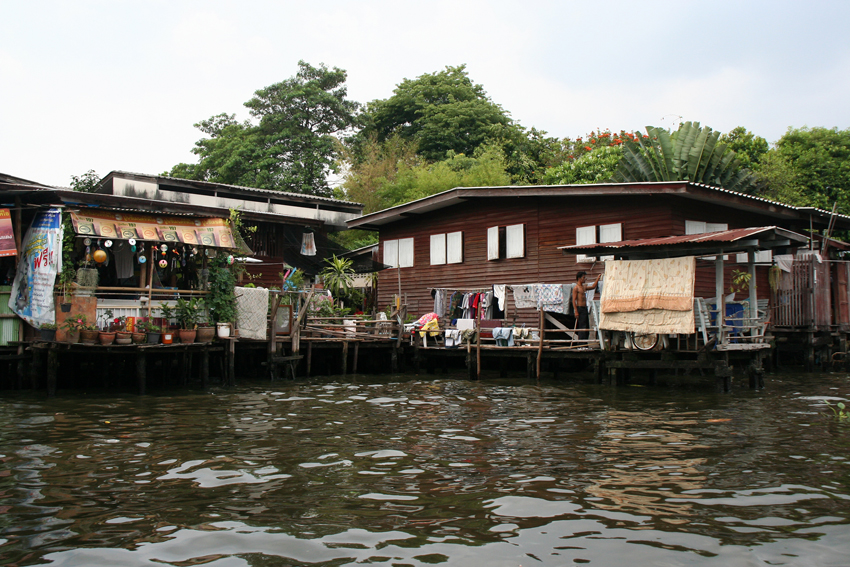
(132, 332, 146, 344)
(178, 329, 196, 344)
(98, 332, 116, 345)
(65, 329, 80, 344)
(115, 337, 132, 345)
(196, 326, 215, 343)
(80, 329, 99, 344)
(116, 331, 131, 341)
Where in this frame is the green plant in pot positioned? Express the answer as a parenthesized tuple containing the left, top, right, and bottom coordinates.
(39, 322, 57, 342)
(176, 297, 203, 343)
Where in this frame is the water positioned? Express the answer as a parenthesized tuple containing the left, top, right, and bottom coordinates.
(1, 372, 849, 566)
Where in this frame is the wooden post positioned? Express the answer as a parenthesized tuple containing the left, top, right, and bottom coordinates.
(227, 338, 236, 386)
(475, 320, 482, 380)
(341, 341, 349, 376)
(466, 335, 474, 379)
(715, 256, 725, 346)
(748, 251, 758, 338)
(353, 341, 359, 374)
(268, 293, 281, 379)
(136, 351, 146, 395)
(201, 347, 209, 389)
(307, 340, 313, 376)
(47, 346, 58, 397)
(536, 309, 545, 379)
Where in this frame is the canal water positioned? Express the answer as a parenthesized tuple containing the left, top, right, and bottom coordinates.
(1, 372, 849, 566)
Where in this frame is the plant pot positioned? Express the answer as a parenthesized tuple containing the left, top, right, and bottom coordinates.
(146, 332, 161, 344)
(216, 322, 232, 339)
(162, 332, 173, 345)
(116, 337, 132, 345)
(80, 329, 99, 344)
(178, 329, 196, 344)
(98, 331, 116, 345)
(39, 329, 56, 342)
(65, 329, 80, 344)
(196, 326, 215, 343)
(132, 332, 146, 344)
(60, 303, 72, 313)
(116, 332, 131, 341)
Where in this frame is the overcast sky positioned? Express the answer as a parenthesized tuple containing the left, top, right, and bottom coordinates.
(2, 0, 849, 188)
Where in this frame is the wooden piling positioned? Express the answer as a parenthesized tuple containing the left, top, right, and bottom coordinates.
(47, 347, 58, 397)
(136, 351, 146, 395)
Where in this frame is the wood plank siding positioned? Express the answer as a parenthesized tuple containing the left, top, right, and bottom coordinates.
(376, 194, 777, 323)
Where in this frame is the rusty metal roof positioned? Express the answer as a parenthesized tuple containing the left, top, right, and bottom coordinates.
(558, 226, 811, 259)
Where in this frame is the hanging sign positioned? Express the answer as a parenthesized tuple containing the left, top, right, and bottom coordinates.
(0, 208, 16, 257)
(68, 209, 235, 248)
(8, 208, 63, 327)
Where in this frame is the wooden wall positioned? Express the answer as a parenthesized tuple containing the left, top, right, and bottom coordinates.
(375, 194, 782, 323)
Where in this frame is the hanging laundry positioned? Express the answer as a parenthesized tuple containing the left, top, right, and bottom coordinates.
(511, 285, 538, 309)
(538, 284, 567, 314)
(301, 232, 316, 256)
(493, 284, 506, 311)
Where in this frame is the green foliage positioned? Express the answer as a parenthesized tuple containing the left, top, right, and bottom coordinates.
(729, 269, 752, 294)
(329, 229, 378, 251)
(170, 61, 360, 197)
(358, 65, 510, 162)
(543, 144, 623, 184)
(751, 151, 809, 206)
(61, 314, 89, 332)
(612, 122, 761, 194)
(207, 256, 237, 324)
(719, 127, 769, 170)
(70, 170, 100, 193)
(40, 322, 58, 330)
(824, 400, 850, 421)
(320, 255, 355, 298)
(772, 126, 850, 213)
(341, 134, 422, 214)
(175, 297, 204, 330)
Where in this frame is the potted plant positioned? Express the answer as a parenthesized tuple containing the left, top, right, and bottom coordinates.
(80, 322, 99, 344)
(208, 258, 236, 339)
(195, 300, 216, 343)
(137, 321, 162, 344)
(39, 322, 57, 342)
(175, 297, 202, 343)
(111, 315, 131, 344)
(61, 314, 87, 344)
(97, 309, 115, 344)
(57, 269, 75, 312)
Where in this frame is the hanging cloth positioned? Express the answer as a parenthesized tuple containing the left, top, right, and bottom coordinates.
(301, 232, 316, 256)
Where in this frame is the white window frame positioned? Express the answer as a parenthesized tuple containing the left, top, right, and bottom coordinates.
(687, 220, 727, 259)
(737, 250, 773, 264)
(487, 226, 499, 261)
(576, 225, 597, 263)
(447, 231, 463, 264)
(506, 224, 525, 259)
(430, 234, 446, 265)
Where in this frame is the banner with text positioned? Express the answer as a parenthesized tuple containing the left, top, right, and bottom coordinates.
(8, 208, 63, 327)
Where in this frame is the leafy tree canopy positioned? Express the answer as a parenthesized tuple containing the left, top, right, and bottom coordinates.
(169, 61, 360, 197)
(70, 170, 100, 192)
(719, 126, 769, 170)
(772, 126, 850, 212)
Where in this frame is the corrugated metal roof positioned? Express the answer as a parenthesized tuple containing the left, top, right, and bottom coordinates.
(558, 227, 797, 251)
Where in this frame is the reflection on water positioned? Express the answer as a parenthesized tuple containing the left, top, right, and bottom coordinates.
(1, 372, 849, 566)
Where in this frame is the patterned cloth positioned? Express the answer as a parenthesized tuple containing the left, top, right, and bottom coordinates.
(601, 257, 695, 313)
(511, 285, 538, 309)
(538, 284, 567, 314)
(235, 286, 269, 340)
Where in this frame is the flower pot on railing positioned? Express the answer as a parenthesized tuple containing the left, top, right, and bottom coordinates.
(162, 331, 173, 345)
(39, 328, 56, 342)
(98, 331, 115, 345)
(80, 329, 99, 344)
(216, 322, 232, 339)
(146, 332, 161, 344)
(132, 332, 146, 344)
(178, 329, 196, 344)
(196, 326, 215, 343)
(65, 329, 80, 344)
(115, 331, 132, 345)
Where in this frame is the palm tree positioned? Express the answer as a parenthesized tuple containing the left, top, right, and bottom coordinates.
(320, 255, 355, 298)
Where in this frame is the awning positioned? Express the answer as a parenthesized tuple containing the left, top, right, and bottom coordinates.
(69, 209, 236, 249)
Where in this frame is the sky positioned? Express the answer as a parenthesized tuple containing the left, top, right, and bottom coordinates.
(2, 0, 849, 188)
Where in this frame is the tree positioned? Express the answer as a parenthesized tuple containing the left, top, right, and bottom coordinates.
(611, 122, 760, 194)
(169, 61, 360, 197)
(70, 170, 100, 192)
(772, 126, 850, 213)
(719, 126, 769, 170)
(355, 65, 512, 163)
(542, 144, 623, 185)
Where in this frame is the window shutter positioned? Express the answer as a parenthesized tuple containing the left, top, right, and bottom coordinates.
(685, 220, 707, 235)
(398, 238, 414, 268)
(487, 226, 499, 261)
(506, 224, 525, 258)
(599, 223, 622, 261)
(430, 234, 446, 265)
(383, 240, 398, 268)
(576, 225, 596, 262)
(447, 231, 463, 264)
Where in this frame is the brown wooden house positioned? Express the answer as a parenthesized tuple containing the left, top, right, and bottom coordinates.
(347, 182, 850, 328)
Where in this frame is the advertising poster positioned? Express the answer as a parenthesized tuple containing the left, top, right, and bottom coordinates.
(8, 208, 63, 327)
(0, 208, 16, 257)
(68, 209, 234, 248)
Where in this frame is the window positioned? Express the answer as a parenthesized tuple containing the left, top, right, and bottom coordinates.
(576, 223, 622, 262)
(384, 238, 414, 268)
(686, 220, 727, 260)
(506, 224, 525, 258)
(737, 250, 773, 264)
(576, 225, 596, 262)
(430, 232, 463, 265)
(430, 234, 446, 265)
(487, 226, 500, 261)
(598, 223, 622, 261)
(488, 225, 524, 260)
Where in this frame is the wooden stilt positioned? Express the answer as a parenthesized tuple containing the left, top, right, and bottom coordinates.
(307, 341, 313, 376)
(136, 351, 146, 395)
(536, 309, 544, 379)
(47, 347, 58, 397)
(353, 341, 359, 374)
(342, 341, 349, 376)
(228, 338, 236, 386)
(201, 347, 209, 389)
(31, 346, 43, 390)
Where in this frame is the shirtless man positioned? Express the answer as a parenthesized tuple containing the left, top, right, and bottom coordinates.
(572, 271, 601, 340)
